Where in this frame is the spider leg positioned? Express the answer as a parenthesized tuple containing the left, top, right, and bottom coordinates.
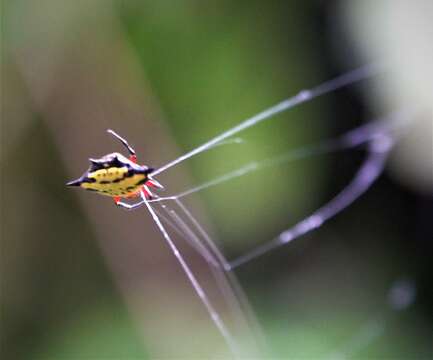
(112, 195, 145, 210)
(142, 185, 154, 199)
(115, 199, 145, 210)
(107, 129, 137, 159)
(147, 178, 164, 189)
(141, 194, 239, 355)
(113, 184, 156, 210)
(153, 200, 265, 352)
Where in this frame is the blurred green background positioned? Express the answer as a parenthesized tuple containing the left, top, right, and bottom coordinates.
(2, 0, 432, 359)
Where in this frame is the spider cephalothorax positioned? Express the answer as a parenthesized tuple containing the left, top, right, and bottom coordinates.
(67, 130, 163, 204)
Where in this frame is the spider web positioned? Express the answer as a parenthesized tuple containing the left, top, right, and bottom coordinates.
(125, 65, 414, 357)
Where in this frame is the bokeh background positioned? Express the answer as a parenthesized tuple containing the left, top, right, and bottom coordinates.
(2, 0, 432, 359)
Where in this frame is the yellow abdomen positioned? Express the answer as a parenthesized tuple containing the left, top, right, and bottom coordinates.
(82, 166, 147, 197)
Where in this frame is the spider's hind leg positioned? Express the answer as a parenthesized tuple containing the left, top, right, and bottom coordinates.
(114, 196, 145, 210)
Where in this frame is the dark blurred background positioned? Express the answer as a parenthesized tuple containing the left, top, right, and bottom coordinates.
(2, 0, 432, 359)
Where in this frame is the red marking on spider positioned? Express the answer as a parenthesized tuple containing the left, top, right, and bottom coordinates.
(147, 181, 157, 188)
(142, 186, 152, 199)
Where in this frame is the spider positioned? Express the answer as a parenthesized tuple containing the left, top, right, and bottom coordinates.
(66, 129, 163, 208)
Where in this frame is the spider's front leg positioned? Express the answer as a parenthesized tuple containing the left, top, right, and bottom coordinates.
(107, 129, 137, 163)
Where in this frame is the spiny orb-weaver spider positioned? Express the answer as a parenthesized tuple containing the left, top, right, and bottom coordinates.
(66, 129, 163, 208)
